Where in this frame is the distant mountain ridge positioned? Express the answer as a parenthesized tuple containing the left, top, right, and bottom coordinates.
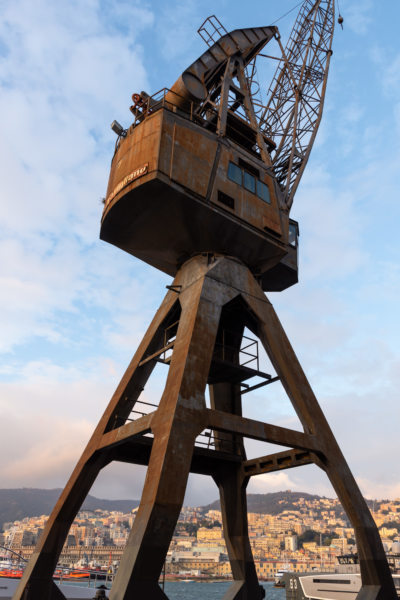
(0, 488, 359, 530)
(203, 490, 325, 516)
(0, 488, 139, 529)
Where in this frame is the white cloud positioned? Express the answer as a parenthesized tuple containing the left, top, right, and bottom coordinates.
(343, 0, 373, 35)
(0, 356, 118, 488)
(247, 465, 337, 500)
(356, 478, 400, 502)
(371, 47, 400, 135)
(382, 54, 400, 95)
(0, 0, 162, 355)
(1, 415, 92, 487)
(292, 174, 366, 283)
(156, 0, 204, 61)
(248, 471, 295, 494)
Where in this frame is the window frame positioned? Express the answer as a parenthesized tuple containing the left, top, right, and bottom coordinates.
(227, 161, 243, 186)
(227, 160, 273, 206)
(243, 170, 256, 194)
(256, 179, 271, 204)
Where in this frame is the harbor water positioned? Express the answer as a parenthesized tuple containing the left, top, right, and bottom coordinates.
(162, 581, 285, 599)
(55, 579, 286, 599)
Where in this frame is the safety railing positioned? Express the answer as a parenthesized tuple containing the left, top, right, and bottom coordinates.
(195, 429, 240, 453)
(125, 88, 264, 158)
(213, 330, 260, 372)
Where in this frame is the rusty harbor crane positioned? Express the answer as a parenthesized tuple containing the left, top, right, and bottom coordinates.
(14, 2, 397, 599)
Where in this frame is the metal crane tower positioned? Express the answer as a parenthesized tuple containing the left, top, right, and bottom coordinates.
(14, 2, 396, 599)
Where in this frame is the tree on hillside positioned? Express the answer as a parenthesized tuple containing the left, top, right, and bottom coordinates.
(298, 530, 339, 548)
(380, 521, 400, 532)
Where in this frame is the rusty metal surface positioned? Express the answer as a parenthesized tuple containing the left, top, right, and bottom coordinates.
(165, 26, 276, 109)
(100, 14, 303, 293)
(101, 108, 291, 289)
(243, 448, 314, 477)
(15, 255, 396, 600)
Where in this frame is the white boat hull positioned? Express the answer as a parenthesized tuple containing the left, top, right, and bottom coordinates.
(285, 572, 400, 599)
(0, 577, 103, 599)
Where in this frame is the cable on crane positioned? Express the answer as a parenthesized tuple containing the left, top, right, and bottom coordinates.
(336, 0, 344, 29)
(271, 1, 304, 26)
(272, 1, 344, 31)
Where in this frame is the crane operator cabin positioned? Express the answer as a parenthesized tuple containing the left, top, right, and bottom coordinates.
(101, 24, 303, 292)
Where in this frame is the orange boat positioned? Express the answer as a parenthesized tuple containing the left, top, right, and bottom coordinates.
(0, 569, 23, 578)
(63, 570, 90, 579)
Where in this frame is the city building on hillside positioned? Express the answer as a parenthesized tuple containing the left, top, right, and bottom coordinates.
(285, 535, 298, 552)
(3, 494, 400, 577)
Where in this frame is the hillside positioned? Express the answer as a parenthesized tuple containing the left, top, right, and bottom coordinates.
(0, 488, 356, 529)
(0, 488, 139, 529)
(203, 491, 330, 515)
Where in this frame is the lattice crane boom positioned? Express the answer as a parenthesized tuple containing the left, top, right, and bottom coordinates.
(260, 0, 335, 209)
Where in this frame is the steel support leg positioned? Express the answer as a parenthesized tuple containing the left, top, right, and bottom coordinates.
(109, 259, 225, 598)
(214, 466, 264, 600)
(244, 281, 397, 600)
(13, 292, 180, 600)
(109, 423, 199, 599)
(14, 453, 107, 600)
(210, 381, 264, 600)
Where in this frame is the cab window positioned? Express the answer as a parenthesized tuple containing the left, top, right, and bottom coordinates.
(228, 162, 242, 185)
(244, 171, 256, 193)
(228, 161, 271, 204)
(289, 221, 299, 247)
(257, 180, 271, 204)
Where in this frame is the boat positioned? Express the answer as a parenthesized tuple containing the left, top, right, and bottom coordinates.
(63, 570, 91, 579)
(0, 561, 110, 599)
(274, 568, 290, 587)
(0, 577, 108, 599)
(0, 549, 110, 597)
(284, 571, 400, 599)
(0, 569, 23, 579)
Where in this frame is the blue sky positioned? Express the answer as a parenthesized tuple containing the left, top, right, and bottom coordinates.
(0, 0, 399, 506)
